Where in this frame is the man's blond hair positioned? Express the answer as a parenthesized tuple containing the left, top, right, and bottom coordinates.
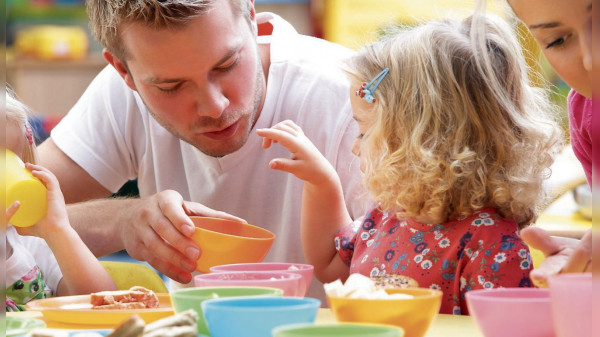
(86, 0, 250, 62)
(344, 14, 563, 227)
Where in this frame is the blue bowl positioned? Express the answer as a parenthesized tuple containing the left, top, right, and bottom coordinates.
(201, 296, 321, 337)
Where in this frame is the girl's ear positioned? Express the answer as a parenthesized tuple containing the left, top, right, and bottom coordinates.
(103, 49, 136, 91)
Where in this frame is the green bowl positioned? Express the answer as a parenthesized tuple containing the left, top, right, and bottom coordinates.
(273, 323, 404, 337)
(272, 323, 405, 337)
(170, 286, 283, 335)
(7, 316, 46, 337)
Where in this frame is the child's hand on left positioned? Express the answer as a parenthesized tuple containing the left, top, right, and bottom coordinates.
(6, 201, 21, 223)
(16, 163, 70, 239)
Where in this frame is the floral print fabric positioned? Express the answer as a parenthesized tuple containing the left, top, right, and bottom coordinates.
(335, 206, 533, 314)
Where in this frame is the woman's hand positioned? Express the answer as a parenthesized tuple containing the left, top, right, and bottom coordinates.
(521, 227, 591, 288)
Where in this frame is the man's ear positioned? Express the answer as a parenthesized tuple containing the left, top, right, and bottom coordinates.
(103, 49, 137, 91)
(248, 0, 257, 35)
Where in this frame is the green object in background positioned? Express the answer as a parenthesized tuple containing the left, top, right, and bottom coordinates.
(8, 2, 87, 20)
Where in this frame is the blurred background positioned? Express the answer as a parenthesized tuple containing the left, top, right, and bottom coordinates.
(6, 0, 569, 130)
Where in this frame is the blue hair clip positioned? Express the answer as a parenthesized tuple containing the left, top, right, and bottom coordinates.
(356, 68, 389, 103)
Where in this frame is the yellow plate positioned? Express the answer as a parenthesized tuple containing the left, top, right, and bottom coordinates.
(25, 293, 174, 326)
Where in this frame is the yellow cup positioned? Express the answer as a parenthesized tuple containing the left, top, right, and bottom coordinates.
(5, 149, 47, 227)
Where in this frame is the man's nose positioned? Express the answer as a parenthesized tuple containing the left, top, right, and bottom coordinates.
(196, 84, 229, 118)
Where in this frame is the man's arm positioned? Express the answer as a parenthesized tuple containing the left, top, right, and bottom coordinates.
(36, 138, 200, 283)
(38, 138, 112, 203)
(37, 138, 245, 284)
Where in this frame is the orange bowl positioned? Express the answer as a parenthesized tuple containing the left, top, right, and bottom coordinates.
(327, 288, 442, 337)
(190, 217, 275, 272)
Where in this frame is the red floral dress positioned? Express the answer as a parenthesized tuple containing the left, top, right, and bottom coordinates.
(335, 206, 533, 315)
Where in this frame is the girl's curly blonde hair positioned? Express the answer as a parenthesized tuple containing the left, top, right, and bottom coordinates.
(344, 14, 563, 228)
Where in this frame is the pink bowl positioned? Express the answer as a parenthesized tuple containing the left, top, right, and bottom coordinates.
(466, 288, 555, 337)
(194, 271, 303, 297)
(549, 273, 592, 337)
(210, 263, 314, 297)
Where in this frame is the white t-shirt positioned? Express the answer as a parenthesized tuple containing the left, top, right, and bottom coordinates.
(6, 226, 62, 298)
(51, 13, 369, 299)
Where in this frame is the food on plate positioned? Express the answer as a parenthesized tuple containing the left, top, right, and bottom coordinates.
(371, 274, 419, 289)
(324, 273, 414, 300)
(107, 309, 198, 337)
(91, 286, 159, 309)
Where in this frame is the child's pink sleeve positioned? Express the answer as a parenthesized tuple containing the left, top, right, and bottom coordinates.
(334, 217, 364, 267)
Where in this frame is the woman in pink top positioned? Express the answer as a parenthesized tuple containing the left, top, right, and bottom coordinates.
(507, 0, 592, 286)
(509, 0, 592, 185)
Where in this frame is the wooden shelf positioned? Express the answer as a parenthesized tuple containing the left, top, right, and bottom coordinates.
(7, 55, 108, 116)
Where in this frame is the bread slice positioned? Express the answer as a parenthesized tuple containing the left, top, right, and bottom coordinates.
(91, 286, 159, 309)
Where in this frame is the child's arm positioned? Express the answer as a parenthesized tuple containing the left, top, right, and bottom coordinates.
(256, 120, 352, 282)
(16, 163, 117, 295)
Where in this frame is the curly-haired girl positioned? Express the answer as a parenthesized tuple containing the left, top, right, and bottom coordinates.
(257, 13, 562, 314)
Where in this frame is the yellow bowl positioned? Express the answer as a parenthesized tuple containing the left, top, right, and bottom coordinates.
(190, 217, 275, 273)
(327, 288, 442, 337)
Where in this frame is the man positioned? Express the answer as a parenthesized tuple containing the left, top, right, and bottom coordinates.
(38, 0, 367, 298)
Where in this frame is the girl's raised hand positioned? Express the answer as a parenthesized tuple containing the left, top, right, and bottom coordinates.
(256, 120, 338, 186)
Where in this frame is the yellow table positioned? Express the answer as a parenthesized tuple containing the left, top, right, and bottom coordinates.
(317, 309, 483, 337)
(8, 309, 483, 337)
(536, 146, 591, 239)
(536, 192, 591, 239)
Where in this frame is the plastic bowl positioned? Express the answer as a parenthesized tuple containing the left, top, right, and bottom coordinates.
(272, 322, 405, 337)
(194, 271, 302, 297)
(190, 217, 275, 272)
(466, 288, 555, 337)
(170, 286, 284, 336)
(327, 288, 442, 337)
(210, 262, 314, 297)
(201, 296, 321, 337)
(549, 273, 592, 337)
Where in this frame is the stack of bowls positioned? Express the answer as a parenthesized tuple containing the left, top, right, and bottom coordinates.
(210, 262, 314, 297)
(194, 271, 303, 297)
(170, 286, 283, 336)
